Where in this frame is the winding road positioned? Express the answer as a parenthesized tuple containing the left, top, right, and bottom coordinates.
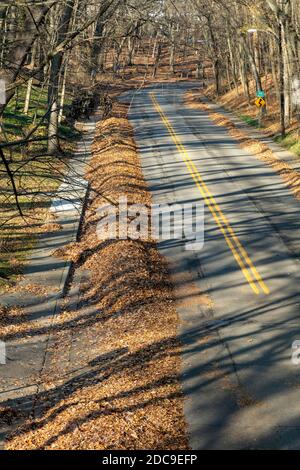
(121, 82, 300, 449)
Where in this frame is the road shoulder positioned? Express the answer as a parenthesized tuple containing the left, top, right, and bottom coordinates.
(185, 90, 300, 202)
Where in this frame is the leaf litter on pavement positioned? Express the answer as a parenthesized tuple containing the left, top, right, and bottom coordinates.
(185, 90, 300, 201)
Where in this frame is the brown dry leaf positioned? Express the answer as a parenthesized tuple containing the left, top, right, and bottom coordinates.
(0, 304, 28, 337)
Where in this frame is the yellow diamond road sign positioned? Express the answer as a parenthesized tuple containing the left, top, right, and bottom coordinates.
(255, 97, 266, 108)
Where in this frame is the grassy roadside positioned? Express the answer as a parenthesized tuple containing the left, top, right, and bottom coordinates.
(275, 132, 300, 157)
(185, 89, 300, 202)
(0, 85, 79, 291)
(5, 97, 189, 450)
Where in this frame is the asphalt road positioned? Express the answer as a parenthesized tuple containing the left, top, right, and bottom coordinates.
(121, 82, 300, 449)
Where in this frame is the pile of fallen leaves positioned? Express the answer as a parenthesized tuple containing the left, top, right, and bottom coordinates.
(185, 90, 300, 201)
(5, 100, 189, 450)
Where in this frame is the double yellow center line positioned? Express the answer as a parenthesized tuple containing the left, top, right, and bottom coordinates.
(150, 92, 269, 296)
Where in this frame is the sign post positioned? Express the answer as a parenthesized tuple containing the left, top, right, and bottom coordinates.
(257, 90, 265, 99)
(255, 92, 266, 128)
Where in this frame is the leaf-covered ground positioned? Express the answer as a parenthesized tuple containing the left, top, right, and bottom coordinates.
(4, 99, 189, 450)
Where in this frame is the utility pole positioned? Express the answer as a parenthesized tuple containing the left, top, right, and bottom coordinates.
(278, 14, 286, 137)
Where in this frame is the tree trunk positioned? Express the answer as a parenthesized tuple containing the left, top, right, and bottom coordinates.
(127, 36, 136, 66)
(227, 37, 239, 95)
(241, 34, 262, 92)
(213, 59, 220, 95)
(169, 42, 175, 75)
(153, 42, 162, 78)
(91, 19, 107, 74)
(23, 44, 37, 115)
(278, 21, 286, 137)
(0, 4, 53, 116)
(47, 1, 75, 154)
(58, 60, 68, 124)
